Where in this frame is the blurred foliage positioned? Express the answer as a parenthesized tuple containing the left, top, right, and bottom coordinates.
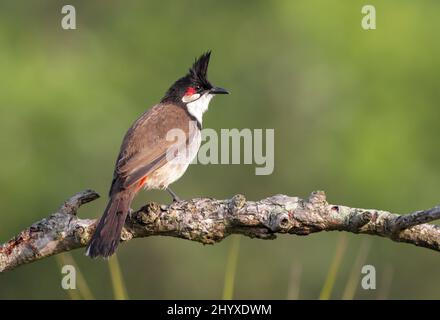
(0, 0, 439, 299)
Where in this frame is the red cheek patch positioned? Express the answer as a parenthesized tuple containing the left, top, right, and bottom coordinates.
(185, 87, 196, 96)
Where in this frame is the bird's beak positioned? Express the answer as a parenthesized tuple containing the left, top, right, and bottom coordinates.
(210, 86, 230, 95)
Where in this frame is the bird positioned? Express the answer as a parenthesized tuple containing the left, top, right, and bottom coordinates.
(86, 51, 229, 258)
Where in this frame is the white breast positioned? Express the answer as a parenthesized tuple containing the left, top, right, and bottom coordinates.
(186, 93, 213, 124)
(144, 128, 201, 190)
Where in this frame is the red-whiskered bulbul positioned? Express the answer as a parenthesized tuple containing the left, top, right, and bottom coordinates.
(86, 51, 229, 258)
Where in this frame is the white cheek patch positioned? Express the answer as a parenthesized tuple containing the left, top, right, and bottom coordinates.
(182, 93, 200, 103)
(186, 93, 213, 124)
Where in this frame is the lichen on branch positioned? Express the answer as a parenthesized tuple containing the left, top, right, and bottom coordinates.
(1, 189, 439, 273)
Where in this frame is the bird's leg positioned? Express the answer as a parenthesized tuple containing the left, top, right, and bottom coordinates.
(166, 187, 182, 202)
(127, 208, 134, 220)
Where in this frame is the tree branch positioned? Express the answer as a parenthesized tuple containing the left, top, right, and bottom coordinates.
(1, 189, 439, 272)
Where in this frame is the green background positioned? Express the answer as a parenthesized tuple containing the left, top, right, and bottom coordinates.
(0, 0, 439, 299)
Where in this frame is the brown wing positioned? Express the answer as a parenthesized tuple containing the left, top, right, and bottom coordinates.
(109, 103, 197, 195)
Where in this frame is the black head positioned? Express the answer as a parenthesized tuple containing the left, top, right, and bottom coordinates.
(161, 51, 229, 104)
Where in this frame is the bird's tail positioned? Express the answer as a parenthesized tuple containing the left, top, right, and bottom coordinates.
(86, 190, 134, 258)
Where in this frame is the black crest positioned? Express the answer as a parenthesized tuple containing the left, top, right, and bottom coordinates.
(188, 51, 211, 88)
(161, 51, 213, 103)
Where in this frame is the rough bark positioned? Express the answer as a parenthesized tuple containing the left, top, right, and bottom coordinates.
(1, 189, 439, 273)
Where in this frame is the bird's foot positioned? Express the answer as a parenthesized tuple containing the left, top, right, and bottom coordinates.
(128, 208, 134, 220)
